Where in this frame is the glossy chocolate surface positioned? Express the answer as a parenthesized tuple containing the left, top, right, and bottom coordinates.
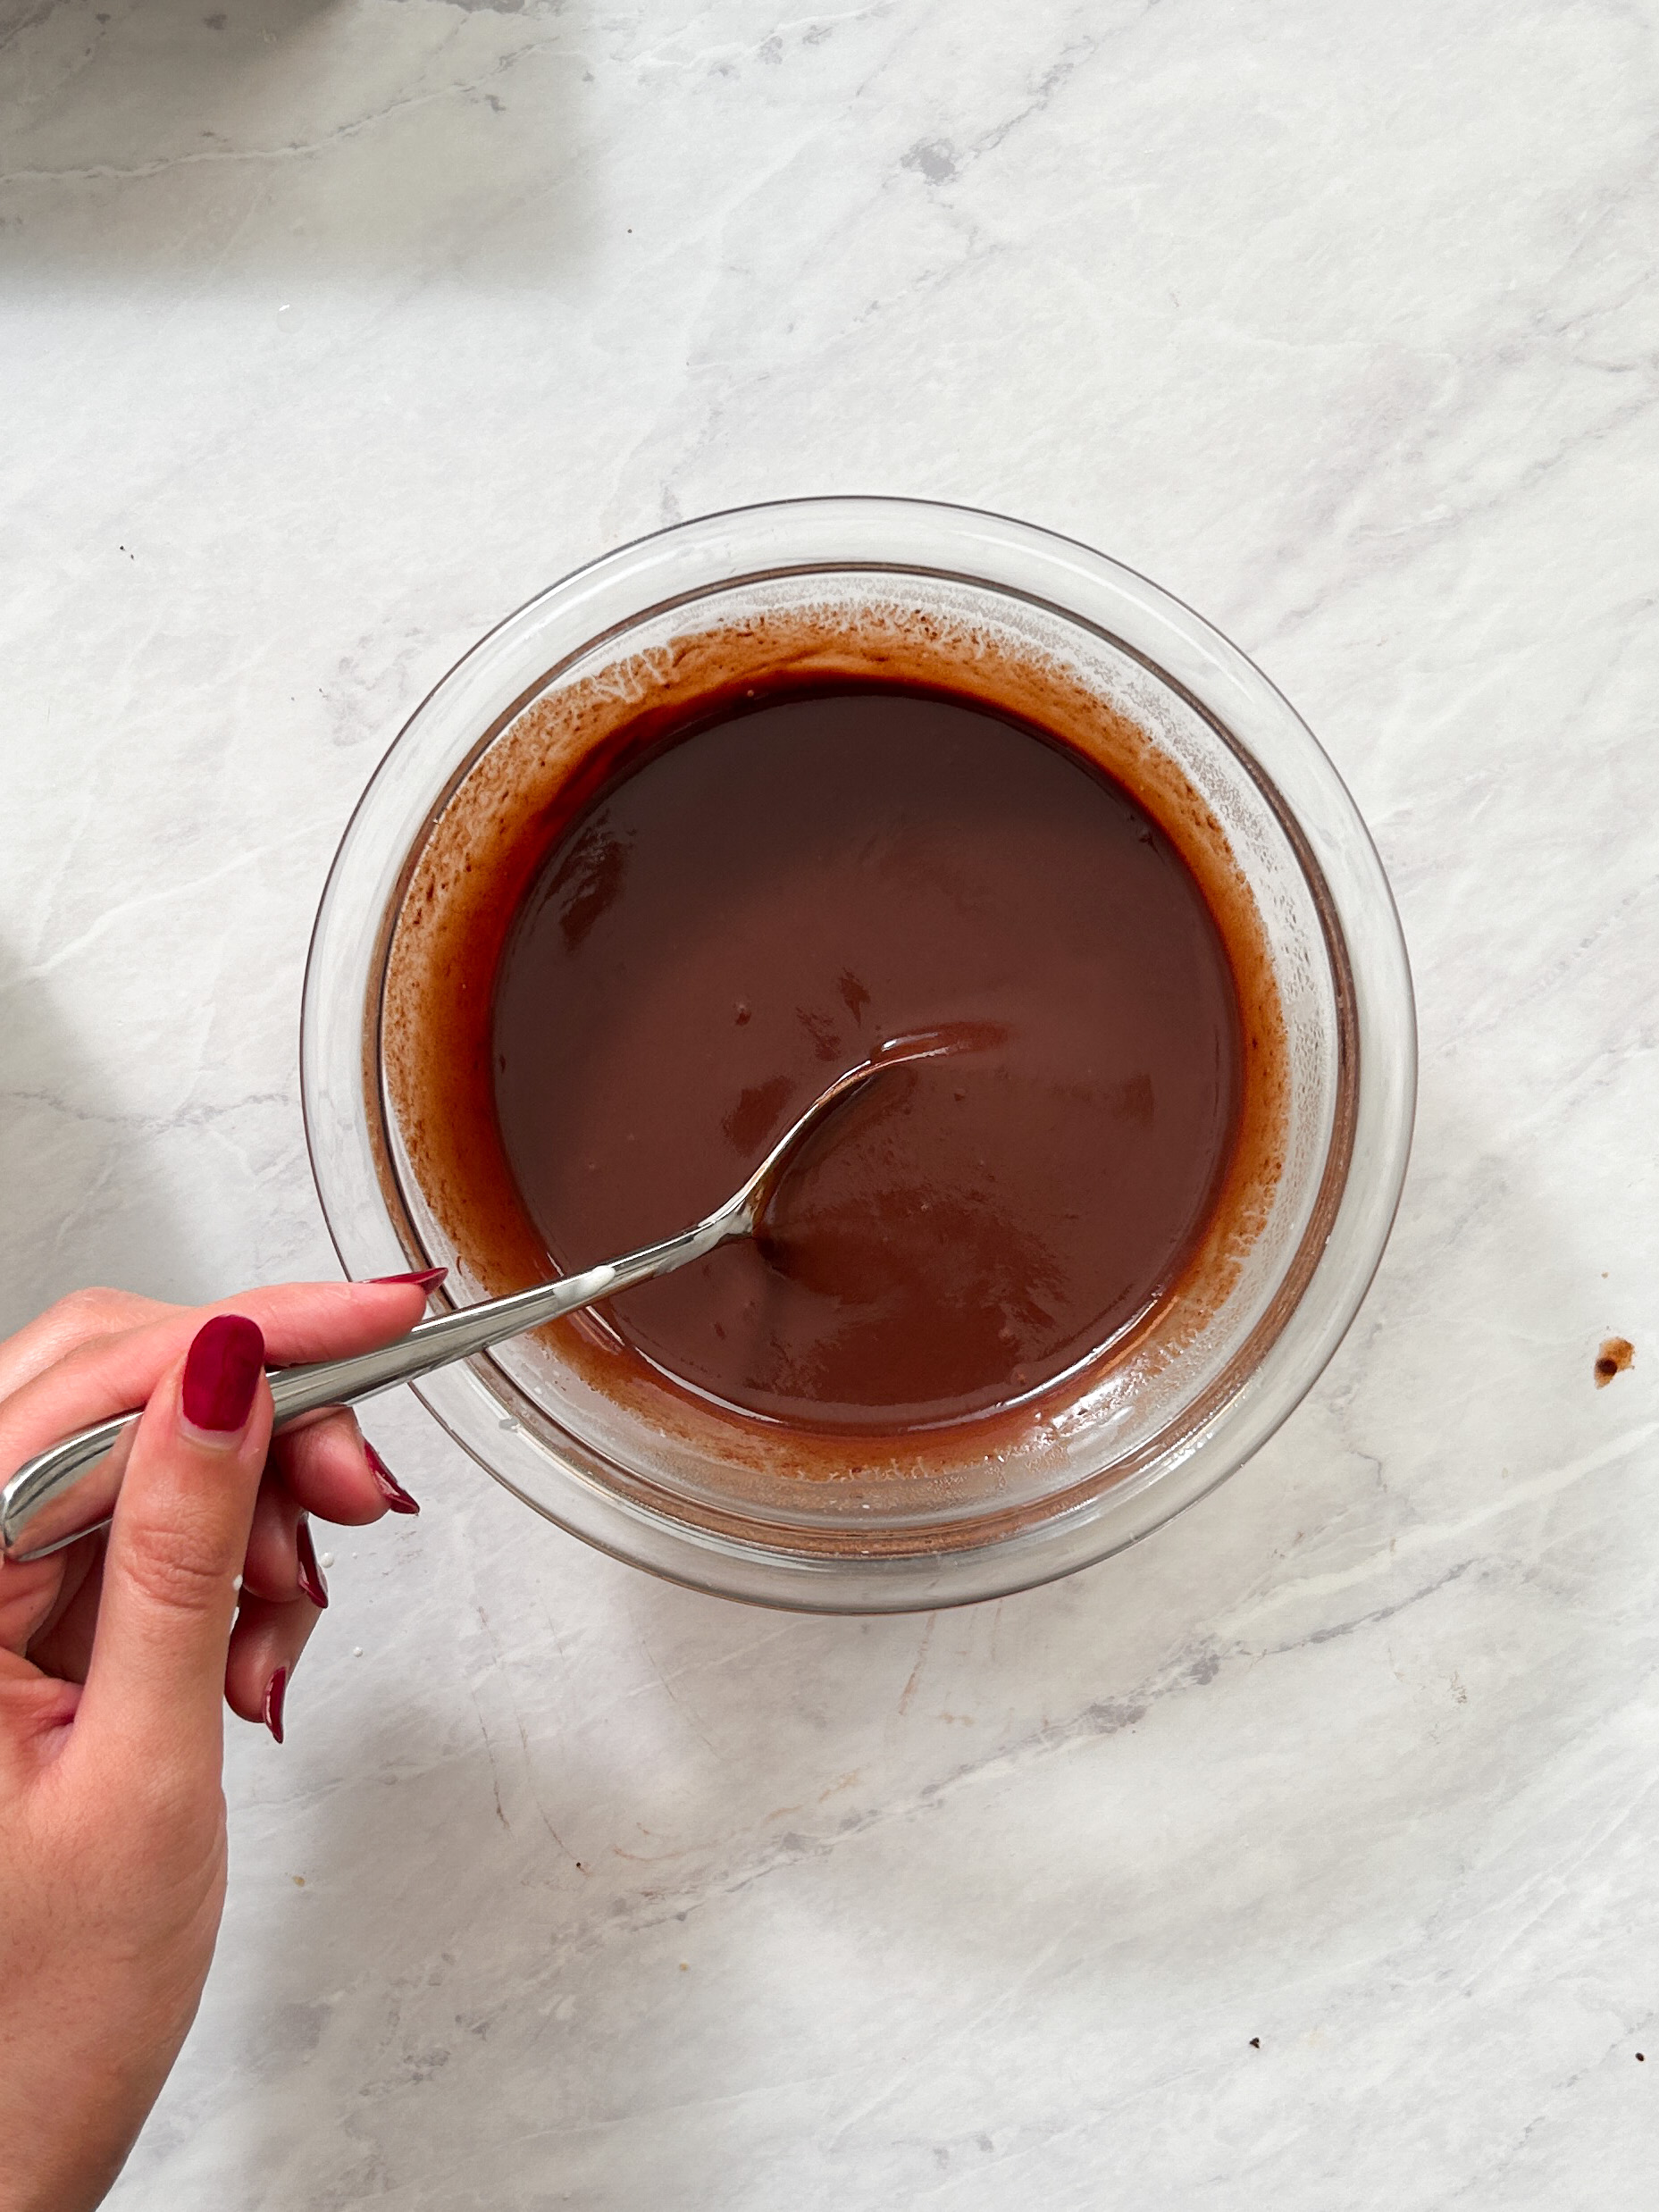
(490, 683, 1243, 1432)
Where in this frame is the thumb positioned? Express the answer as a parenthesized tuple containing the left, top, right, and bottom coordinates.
(75, 1314, 272, 1778)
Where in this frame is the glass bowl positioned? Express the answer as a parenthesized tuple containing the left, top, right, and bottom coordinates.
(301, 498, 1414, 1612)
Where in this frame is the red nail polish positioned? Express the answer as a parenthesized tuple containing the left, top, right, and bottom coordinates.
(295, 1517, 329, 1609)
(369, 1267, 448, 1293)
(182, 1314, 265, 1433)
(264, 1666, 288, 1745)
(365, 1443, 420, 1515)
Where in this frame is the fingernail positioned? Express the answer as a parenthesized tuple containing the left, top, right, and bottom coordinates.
(369, 1267, 448, 1293)
(295, 1517, 329, 1610)
(264, 1665, 289, 1745)
(365, 1443, 420, 1516)
(182, 1314, 265, 1435)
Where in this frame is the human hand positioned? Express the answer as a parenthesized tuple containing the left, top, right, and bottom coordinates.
(0, 1277, 436, 2212)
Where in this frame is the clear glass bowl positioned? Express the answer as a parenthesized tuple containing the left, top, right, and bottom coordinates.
(301, 498, 1414, 1612)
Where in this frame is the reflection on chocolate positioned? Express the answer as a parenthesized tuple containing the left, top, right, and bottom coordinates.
(490, 684, 1244, 1433)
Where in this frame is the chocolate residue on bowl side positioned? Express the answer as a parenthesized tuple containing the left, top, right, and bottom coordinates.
(380, 600, 1295, 1488)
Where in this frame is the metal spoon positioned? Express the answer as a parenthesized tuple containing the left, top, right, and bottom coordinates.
(1, 1028, 980, 1564)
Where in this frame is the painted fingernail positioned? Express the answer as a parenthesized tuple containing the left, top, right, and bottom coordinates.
(365, 1443, 420, 1515)
(264, 1665, 289, 1745)
(182, 1314, 265, 1435)
(295, 1517, 329, 1610)
(369, 1267, 448, 1293)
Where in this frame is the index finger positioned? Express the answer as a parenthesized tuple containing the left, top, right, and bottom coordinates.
(0, 1287, 180, 1403)
(0, 1276, 443, 1482)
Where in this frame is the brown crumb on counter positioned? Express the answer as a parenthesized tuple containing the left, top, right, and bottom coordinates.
(1595, 1337, 1635, 1387)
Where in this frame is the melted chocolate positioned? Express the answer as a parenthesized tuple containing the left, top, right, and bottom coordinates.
(490, 683, 1243, 1433)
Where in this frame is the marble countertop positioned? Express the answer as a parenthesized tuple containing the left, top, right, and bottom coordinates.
(4, 1, 1658, 2203)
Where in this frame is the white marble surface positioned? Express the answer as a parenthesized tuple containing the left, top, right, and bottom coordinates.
(4, 0, 1659, 2201)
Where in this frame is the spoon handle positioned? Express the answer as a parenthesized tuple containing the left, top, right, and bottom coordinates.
(0, 1216, 731, 1565)
(1, 1041, 926, 1566)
